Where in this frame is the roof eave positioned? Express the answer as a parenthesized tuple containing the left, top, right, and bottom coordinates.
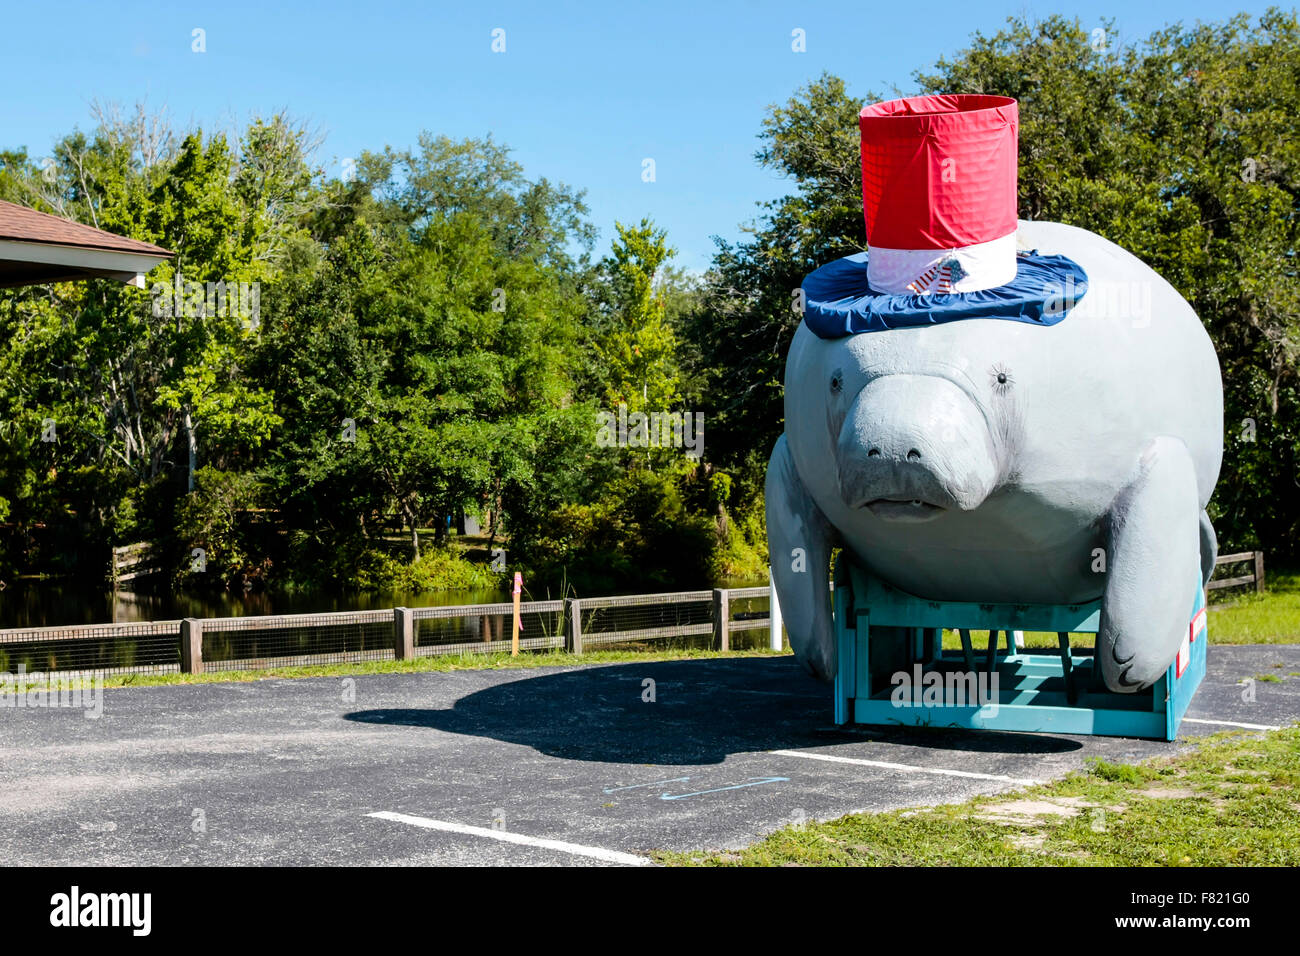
(0, 238, 170, 289)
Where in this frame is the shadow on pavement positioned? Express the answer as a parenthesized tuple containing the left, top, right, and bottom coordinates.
(344, 657, 1082, 764)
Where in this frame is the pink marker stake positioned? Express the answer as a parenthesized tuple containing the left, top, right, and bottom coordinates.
(511, 572, 523, 655)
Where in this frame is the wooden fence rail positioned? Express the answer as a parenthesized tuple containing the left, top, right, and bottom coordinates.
(1208, 551, 1265, 594)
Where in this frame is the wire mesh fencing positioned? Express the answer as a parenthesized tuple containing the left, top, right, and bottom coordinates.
(199, 610, 395, 672)
(575, 590, 714, 651)
(0, 620, 182, 678)
(724, 587, 774, 651)
(412, 600, 566, 656)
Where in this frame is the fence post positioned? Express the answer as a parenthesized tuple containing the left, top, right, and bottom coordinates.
(1254, 551, 1266, 593)
(180, 618, 203, 674)
(566, 598, 583, 654)
(713, 588, 730, 651)
(768, 567, 784, 651)
(394, 607, 414, 660)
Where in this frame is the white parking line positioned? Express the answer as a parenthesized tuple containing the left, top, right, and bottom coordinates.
(770, 749, 1040, 786)
(1181, 717, 1283, 732)
(367, 811, 651, 866)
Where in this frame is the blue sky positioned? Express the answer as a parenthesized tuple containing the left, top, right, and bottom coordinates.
(0, 1, 1281, 270)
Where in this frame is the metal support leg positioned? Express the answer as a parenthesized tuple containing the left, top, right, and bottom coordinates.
(834, 611, 853, 725)
(1057, 631, 1078, 705)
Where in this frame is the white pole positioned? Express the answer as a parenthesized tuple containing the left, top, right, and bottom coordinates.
(768, 566, 784, 650)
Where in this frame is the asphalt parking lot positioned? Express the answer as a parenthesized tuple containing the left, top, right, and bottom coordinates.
(2, 646, 1296, 866)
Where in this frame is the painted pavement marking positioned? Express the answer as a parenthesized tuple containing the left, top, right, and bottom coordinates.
(603, 776, 692, 793)
(366, 811, 650, 866)
(771, 748, 1040, 786)
(1181, 717, 1284, 732)
(659, 776, 789, 800)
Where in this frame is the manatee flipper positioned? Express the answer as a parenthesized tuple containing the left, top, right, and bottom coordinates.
(1097, 437, 1202, 693)
(766, 435, 837, 680)
(1199, 510, 1218, 590)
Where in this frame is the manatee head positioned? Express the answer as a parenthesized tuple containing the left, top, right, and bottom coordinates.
(788, 322, 1026, 526)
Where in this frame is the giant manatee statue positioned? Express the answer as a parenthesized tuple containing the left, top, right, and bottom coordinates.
(767, 219, 1223, 693)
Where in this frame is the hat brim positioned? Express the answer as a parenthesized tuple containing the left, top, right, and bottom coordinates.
(801, 249, 1088, 339)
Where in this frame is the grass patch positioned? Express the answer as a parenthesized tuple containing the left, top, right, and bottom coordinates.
(1084, 757, 1157, 785)
(1206, 568, 1300, 643)
(87, 647, 787, 690)
(661, 726, 1300, 867)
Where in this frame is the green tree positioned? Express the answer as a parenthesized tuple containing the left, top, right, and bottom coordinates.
(598, 219, 682, 414)
(258, 138, 592, 572)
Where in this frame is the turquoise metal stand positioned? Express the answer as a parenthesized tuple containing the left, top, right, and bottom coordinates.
(832, 560, 1207, 741)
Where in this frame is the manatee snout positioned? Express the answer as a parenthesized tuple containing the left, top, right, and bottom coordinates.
(836, 374, 1000, 520)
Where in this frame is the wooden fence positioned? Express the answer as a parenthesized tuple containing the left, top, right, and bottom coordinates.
(0, 585, 780, 678)
(109, 541, 162, 587)
(1207, 551, 1266, 594)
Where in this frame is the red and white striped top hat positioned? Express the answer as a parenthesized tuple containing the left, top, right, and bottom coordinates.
(860, 94, 1019, 295)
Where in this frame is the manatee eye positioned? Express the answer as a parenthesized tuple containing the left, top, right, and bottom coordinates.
(830, 370, 843, 394)
(991, 364, 1013, 393)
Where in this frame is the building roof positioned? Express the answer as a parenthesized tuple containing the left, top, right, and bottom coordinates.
(0, 199, 172, 289)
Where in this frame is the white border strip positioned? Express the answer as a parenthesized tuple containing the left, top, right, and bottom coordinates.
(367, 811, 650, 866)
(1181, 717, 1283, 732)
(771, 749, 1039, 786)
(867, 231, 1017, 294)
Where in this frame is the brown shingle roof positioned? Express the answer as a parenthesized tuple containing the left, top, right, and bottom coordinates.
(0, 199, 171, 256)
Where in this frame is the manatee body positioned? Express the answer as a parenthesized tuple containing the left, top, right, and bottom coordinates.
(766, 220, 1223, 692)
